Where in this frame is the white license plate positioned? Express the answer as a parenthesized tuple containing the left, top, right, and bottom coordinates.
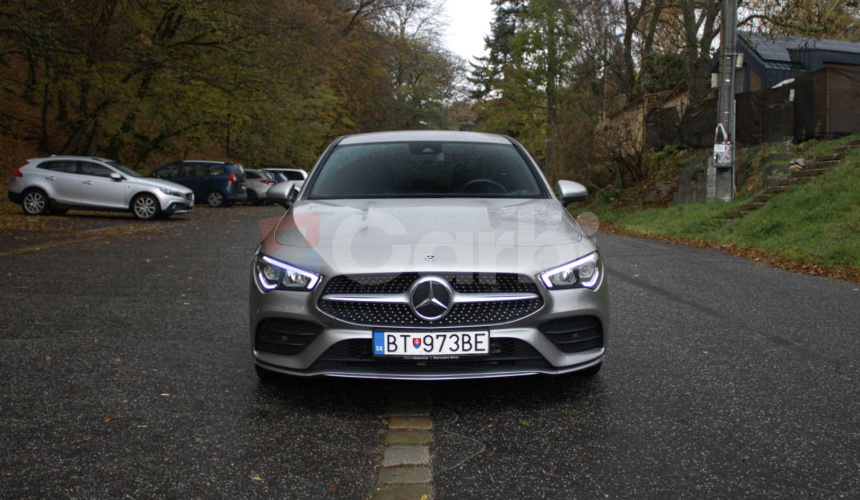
(373, 331, 489, 357)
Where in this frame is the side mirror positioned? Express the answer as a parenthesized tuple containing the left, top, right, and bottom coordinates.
(266, 181, 297, 209)
(557, 180, 588, 206)
(110, 172, 124, 181)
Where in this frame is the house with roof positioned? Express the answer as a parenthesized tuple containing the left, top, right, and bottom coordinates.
(736, 32, 860, 93)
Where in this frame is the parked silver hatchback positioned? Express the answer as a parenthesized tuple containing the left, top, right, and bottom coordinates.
(250, 131, 608, 381)
(8, 156, 194, 220)
(243, 169, 277, 205)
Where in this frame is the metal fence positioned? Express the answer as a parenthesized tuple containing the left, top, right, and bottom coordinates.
(642, 65, 860, 150)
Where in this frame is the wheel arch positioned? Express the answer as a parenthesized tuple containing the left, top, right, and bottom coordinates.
(128, 190, 161, 211)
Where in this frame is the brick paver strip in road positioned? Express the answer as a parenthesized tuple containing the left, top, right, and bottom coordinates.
(372, 395, 435, 499)
(388, 416, 432, 430)
(385, 430, 433, 445)
(381, 446, 430, 467)
(384, 404, 431, 417)
(378, 467, 432, 485)
(373, 484, 433, 500)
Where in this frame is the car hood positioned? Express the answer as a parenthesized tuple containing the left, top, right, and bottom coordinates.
(131, 176, 192, 194)
(265, 198, 596, 276)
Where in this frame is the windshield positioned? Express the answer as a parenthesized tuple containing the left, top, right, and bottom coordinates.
(308, 142, 544, 199)
(106, 161, 143, 178)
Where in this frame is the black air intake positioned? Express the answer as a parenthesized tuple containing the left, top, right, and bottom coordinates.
(538, 316, 603, 353)
(255, 318, 324, 356)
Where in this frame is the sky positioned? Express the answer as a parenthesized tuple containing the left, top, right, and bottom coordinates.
(442, 0, 495, 63)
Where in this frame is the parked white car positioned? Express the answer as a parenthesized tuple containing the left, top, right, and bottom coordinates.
(262, 168, 307, 183)
(7, 156, 194, 220)
(244, 169, 277, 205)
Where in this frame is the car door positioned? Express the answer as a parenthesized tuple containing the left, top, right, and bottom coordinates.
(79, 161, 128, 209)
(36, 160, 81, 205)
(152, 163, 179, 182)
(178, 163, 203, 195)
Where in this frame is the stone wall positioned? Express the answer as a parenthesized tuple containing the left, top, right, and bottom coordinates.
(674, 155, 710, 204)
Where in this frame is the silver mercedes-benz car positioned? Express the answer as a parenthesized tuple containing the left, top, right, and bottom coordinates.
(250, 131, 608, 380)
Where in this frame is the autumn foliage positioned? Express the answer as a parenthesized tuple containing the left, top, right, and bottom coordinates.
(0, 0, 462, 171)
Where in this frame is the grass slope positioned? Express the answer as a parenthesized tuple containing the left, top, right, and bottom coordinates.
(580, 136, 860, 274)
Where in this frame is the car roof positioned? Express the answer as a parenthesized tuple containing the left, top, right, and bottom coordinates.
(174, 160, 227, 165)
(338, 130, 511, 146)
(28, 155, 114, 163)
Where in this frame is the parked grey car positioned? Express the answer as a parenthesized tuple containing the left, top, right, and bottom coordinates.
(8, 156, 194, 220)
(244, 169, 277, 205)
(250, 131, 608, 380)
(262, 167, 307, 183)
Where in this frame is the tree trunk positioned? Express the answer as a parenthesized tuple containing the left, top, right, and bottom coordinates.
(85, 120, 100, 156)
(24, 53, 38, 104)
(39, 81, 50, 152)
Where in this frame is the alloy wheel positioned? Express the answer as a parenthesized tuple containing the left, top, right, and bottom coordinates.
(134, 196, 157, 219)
(208, 191, 225, 207)
(23, 191, 47, 215)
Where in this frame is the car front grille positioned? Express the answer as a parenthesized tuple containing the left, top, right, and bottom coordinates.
(317, 273, 544, 327)
(311, 338, 550, 371)
(322, 273, 537, 295)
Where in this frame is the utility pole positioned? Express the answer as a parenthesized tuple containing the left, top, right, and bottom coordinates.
(714, 0, 739, 201)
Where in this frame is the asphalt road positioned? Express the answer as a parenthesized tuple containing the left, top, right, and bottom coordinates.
(1, 207, 858, 499)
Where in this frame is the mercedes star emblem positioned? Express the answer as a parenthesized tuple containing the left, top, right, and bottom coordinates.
(408, 276, 454, 321)
(424, 254, 436, 262)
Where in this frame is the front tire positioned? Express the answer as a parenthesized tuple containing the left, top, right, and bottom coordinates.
(21, 189, 50, 216)
(207, 190, 226, 207)
(245, 191, 260, 206)
(131, 193, 161, 220)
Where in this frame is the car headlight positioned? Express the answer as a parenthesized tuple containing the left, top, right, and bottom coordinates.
(159, 187, 183, 197)
(538, 252, 601, 290)
(255, 254, 320, 291)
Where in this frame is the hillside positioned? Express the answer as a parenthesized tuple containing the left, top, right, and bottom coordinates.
(577, 135, 860, 282)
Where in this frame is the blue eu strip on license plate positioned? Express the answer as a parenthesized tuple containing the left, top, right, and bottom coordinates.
(372, 331, 489, 357)
(373, 331, 386, 355)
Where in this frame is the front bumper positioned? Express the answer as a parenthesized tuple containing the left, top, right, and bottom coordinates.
(159, 193, 194, 214)
(255, 356, 604, 380)
(249, 272, 608, 380)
